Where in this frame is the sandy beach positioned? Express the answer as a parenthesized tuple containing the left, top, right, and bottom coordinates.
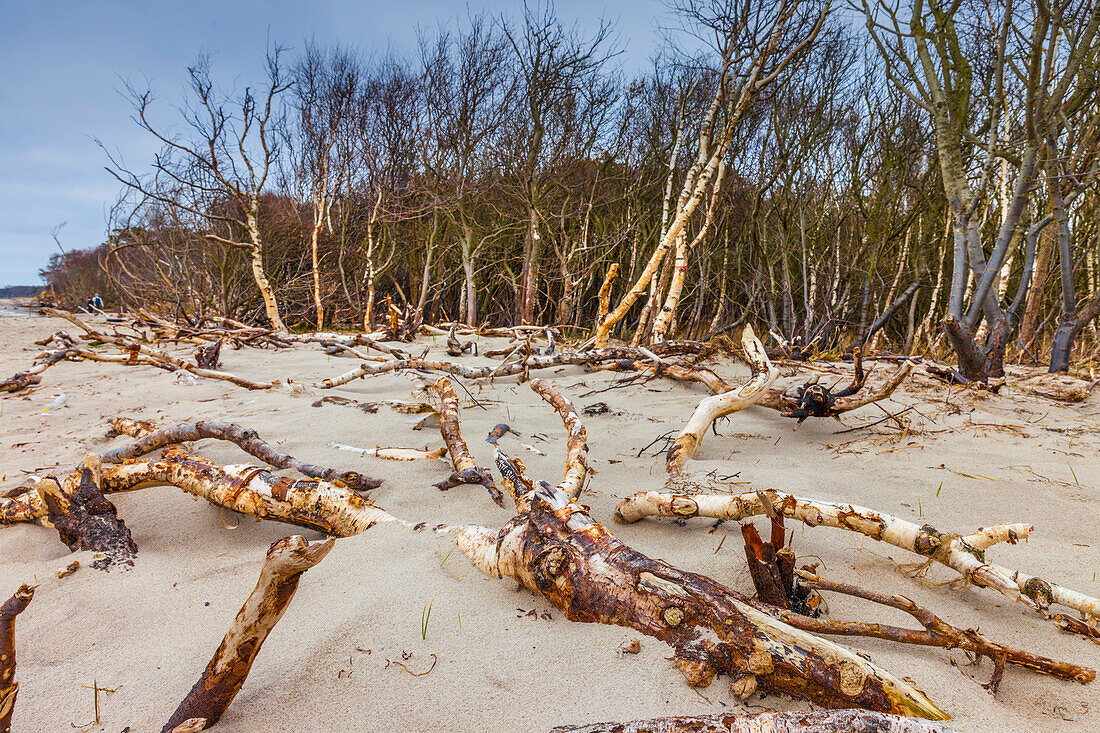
(2, 308, 1098, 732)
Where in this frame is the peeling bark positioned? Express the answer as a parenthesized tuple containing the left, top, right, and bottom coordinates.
(0, 584, 35, 733)
(552, 710, 954, 733)
(162, 536, 333, 731)
(447, 382, 948, 719)
(615, 490, 1100, 622)
(430, 377, 502, 506)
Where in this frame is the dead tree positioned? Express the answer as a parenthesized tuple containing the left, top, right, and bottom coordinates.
(162, 536, 333, 731)
(444, 381, 948, 718)
(0, 347, 73, 393)
(615, 490, 1100, 625)
(106, 49, 292, 332)
(552, 710, 955, 733)
(43, 309, 278, 390)
(36, 455, 138, 570)
(0, 584, 35, 733)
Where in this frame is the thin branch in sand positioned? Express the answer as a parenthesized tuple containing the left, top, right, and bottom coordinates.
(1, 584, 35, 733)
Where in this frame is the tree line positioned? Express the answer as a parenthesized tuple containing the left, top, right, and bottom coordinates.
(40, 0, 1100, 376)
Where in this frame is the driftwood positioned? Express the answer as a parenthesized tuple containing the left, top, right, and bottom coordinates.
(552, 710, 954, 733)
(615, 490, 1100, 623)
(162, 536, 333, 731)
(445, 325, 476, 357)
(42, 308, 278, 390)
(316, 344, 706, 389)
(6, 449, 403, 537)
(430, 377, 502, 506)
(666, 325, 777, 477)
(445, 381, 948, 718)
(0, 584, 35, 733)
(756, 349, 913, 423)
(0, 347, 73, 393)
(35, 455, 137, 569)
(194, 340, 222, 369)
(104, 418, 383, 492)
(777, 570, 1093, 686)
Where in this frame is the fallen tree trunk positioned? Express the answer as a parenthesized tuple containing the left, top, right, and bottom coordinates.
(104, 418, 383, 492)
(162, 535, 333, 731)
(35, 455, 137, 569)
(6, 450, 404, 537)
(552, 710, 954, 733)
(446, 382, 948, 718)
(0, 584, 35, 733)
(615, 490, 1100, 623)
(666, 325, 777, 477)
(430, 377, 502, 506)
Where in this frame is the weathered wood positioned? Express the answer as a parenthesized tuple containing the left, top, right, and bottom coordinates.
(35, 455, 137, 569)
(162, 536, 333, 731)
(42, 308, 278, 390)
(104, 418, 383, 492)
(0, 347, 74, 393)
(430, 377, 502, 506)
(616, 489, 1100, 622)
(447, 382, 948, 719)
(777, 570, 1093, 686)
(0, 584, 35, 733)
(552, 710, 955, 733)
(666, 325, 777, 476)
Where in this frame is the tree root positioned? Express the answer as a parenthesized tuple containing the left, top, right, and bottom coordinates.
(0, 584, 35, 733)
(444, 381, 948, 719)
(36, 455, 137, 570)
(103, 418, 383, 492)
(551, 710, 954, 733)
(161, 535, 333, 731)
(615, 490, 1100, 623)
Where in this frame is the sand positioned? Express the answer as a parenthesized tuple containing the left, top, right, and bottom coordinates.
(1, 307, 1098, 732)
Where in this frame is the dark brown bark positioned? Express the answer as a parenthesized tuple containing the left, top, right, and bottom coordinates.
(0, 584, 35, 733)
(37, 456, 137, 570)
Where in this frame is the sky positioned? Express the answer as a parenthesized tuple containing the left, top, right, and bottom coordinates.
(0, 0, 665, 286)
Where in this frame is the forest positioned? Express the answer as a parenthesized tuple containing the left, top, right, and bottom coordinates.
(37, 0, 1100, 380)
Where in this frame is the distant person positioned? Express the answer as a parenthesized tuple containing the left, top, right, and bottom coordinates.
(85, 295, 95, 313)
(92, 293, 104, 309)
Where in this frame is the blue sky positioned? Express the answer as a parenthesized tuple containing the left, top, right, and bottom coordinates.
(0, 0, 663, 286)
